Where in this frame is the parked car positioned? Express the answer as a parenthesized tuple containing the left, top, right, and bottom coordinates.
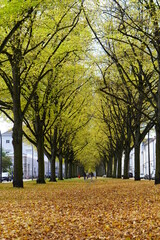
(144, 174, 149, 179)
(102, 175, 107, 178)
(151, 170, 155, 180)
(151, 175, 155, 180)
(121, 172, 133, 178)
(140, 173, 144, 179)
(128, 172, 133, 178)
(2, 172, 11, 182)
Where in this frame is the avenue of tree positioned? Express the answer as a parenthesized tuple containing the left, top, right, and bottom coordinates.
(0, 0, 160, 187)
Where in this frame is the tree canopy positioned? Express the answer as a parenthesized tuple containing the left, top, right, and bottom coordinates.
(0, 0, 160, 186)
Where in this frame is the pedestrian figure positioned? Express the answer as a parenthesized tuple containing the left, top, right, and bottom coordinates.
(91, 172, 94, 181)
(83, 172, 86, 180)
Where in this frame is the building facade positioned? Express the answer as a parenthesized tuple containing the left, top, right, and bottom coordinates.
(2, 130, 50, 179)
(127, 130, 156, 178)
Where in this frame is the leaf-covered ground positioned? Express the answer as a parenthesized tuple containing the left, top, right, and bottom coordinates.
(0, 178, 160, 239)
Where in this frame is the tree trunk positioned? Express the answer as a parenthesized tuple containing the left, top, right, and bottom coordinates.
(134, 125, 141, 181)
(50, 126, 57, 182)
(103, 159, 106, 175)
(72, 163, 74, 178)
(113, 155, 117, 178)
(64, 155, 68, 179)
(107, 161, 109, 177)
(73, 163, 76, 177)
(155, 51, 160, 184)
(58, 137, 63, 180)
(73, 163, 77, 177)
(155, 70, 160, 183)
(123, 105, 132, 179)
(12, 49, 23, 188)
(36, 120, 45, 184)
(78, 165, 84, 177)
(155, 124, 160, 184)
(107, 157, 112, 177)
(50, 154, 56, 182)
(117, 150, 122, 178)
(134, 64, 143, 181)
(12, 122, 23, 187)
(68, 159, 72, 178)
(123, 144, 130, 179)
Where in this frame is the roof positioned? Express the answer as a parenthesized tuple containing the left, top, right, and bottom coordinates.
(2, 129, 13, 136)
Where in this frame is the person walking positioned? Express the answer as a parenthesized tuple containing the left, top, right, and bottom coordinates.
(91, 172, 94, 181)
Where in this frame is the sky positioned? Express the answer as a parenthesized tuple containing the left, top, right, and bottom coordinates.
(0, 118, 13, 133)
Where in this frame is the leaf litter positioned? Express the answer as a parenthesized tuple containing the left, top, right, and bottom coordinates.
(0, 179, 160, 239)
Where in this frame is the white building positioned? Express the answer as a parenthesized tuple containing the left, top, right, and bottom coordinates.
(128, 130, 156, 178)
(2, 130, 50, 179)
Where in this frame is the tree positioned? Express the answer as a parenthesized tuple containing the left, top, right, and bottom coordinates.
(0, 0, 84, 187)
(83, 0, 158, 181)
(103, 0, 160, 183)
(2, 151, 12, 172)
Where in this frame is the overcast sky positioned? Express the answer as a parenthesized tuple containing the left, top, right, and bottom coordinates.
(0, 118, 13, 133)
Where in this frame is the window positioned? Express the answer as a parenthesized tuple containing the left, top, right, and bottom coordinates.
(5, 150, 10, 154)
(6, 140, 10, 143)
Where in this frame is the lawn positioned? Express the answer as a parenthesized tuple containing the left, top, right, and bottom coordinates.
(0, 178, 160, 239)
